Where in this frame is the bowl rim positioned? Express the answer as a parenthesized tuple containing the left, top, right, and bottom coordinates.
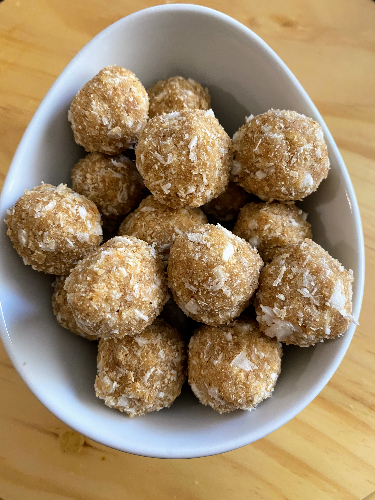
(0, 3, 365, 459)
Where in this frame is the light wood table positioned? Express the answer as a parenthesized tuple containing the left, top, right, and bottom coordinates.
(1, 1, 374, 499)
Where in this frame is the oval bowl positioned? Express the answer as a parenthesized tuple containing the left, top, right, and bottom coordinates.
(0, 4, 364, 458)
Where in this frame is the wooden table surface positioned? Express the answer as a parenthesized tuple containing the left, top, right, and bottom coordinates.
(0, 0, 374, 498)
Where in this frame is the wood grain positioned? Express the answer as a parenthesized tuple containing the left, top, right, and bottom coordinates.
(0, 0, 374, 498)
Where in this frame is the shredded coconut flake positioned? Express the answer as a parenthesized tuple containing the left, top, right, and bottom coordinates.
(185, 298, 199, 315)
(230, 351, 257, 372)
(134, 309, 149, 321)
(255, 170, 267, 179)
(44, 200, 56, 211)
(231, 160, 242, 175)
(78, 206, 87, 219)
(161, 183, 172, 194)
(327, 280, 347, 315)
(222, 242, 234, 262)
(302, 173, 314, 188)
(224, 332, 232, 341)
(143, 367, 155, 384)
(188, 135, 198, 162)
(140, 206, 156, 212)
(186, 232, 210, 247)
(297, 287, 319, 305)
(117, 395, 130, 408)
(134, 336, 148, 347)
(258, 305, 301, 341)
(249, 236, 260, 248)
(76, 232, 90, 243)
(153, 152, 172, 165)
(18, 229, 27, 246)
(101, 375, 117, 394)
(150, 244, 157, 259)
(163, 111, 181, 121)
(273, 265, 286, 286)
(188, 135, 198, 149)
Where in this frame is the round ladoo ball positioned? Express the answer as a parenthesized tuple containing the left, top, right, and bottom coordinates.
(148, 76, 211, 118)
(254, 239, 355, 347)
(168, 224, 263, 325)
(68, 66, 149, 154)
(202, 182, 252, 222)
(71, 152, 146, 228)
(233, 201, 312, 262)
(118, 194, 207, 261)
(95, 318, 186, 417)
(5, 183, 102, 275)
(136, 109, 232, 208)
(52, 276, 99, 340)
(64, 236, 168, 339)
(232, 109, 330, 201)
(188, 319, 282, 413)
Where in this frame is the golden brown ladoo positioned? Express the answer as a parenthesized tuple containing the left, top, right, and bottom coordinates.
(136, 109, 232, 208)
(64, 236, 169, 339)
(118, 194, 207, 261)
(254, 239, 355, 346)
(5, 183, 102, 275)
(52, 276, 99, 340)
(148, 76, 211, 118)
(202, 182, 251, 222)
(68, 66, 149, 154)
(232, 109, 330, 200)
(168, 224, 263, 325)
(95, 318, 186, 417)
(233, 201, 312, 262)
(72, 152, 146, 229)
(188, 319, 282, 413)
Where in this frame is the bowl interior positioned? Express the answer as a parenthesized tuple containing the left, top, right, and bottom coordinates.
(0, 5, 364, 458)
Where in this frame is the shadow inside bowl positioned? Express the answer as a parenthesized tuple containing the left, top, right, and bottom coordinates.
(209, 84, 250, 138)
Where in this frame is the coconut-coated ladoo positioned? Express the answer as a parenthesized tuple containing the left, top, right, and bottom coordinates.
(52, 276, 99, 340)
(188, 319, 282, 413)
(95, 318, 186, 417)
(5, 183, 102, 275)
(148, 76, 211, 118)
(254, 239, 355, 346)
(68, 66, 149, 154)
(136, 109, 232, 208)
(72, 152, 146, 229)
(168, 224, 263, 325)
(233, 201, 312, 262)
(232, 109, 330, 201)
(118, 195, 207, 261)
(64, 236, 168, 339)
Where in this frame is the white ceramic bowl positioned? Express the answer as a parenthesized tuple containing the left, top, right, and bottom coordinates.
(0, 5, 364, 459)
